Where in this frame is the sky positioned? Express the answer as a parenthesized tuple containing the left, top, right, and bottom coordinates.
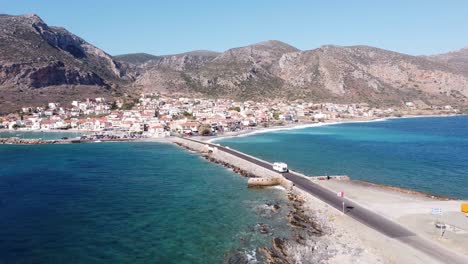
(1, 0, 467, 56)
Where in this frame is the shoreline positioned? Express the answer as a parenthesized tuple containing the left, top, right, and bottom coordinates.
(204, 113, 467, 201)
(171, 136, 468, 262)
(350, 179, 455, 201)
(2, 113, 466, 201)
(206, 113, 463, 143)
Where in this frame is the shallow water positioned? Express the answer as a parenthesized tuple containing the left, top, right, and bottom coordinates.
(0, 142, 290, 263)
(219, 116, 468, 199)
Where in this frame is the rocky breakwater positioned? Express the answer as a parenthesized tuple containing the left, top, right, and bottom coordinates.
(258, 191, 328, 263)
(202, 155, 258, 178)
(173, 138, 382, 263)
(172, 137, 290, 188)
(0, 138, 57, 144)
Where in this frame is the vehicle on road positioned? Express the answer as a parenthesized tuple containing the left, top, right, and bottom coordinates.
(273, 162, 288, 172)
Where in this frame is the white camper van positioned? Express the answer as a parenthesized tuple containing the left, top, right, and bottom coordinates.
(273, 162, 288, 173)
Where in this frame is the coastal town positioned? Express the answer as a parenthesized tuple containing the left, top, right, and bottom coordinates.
(0, 94, 461, 139)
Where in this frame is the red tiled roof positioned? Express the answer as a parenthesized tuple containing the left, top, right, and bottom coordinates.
(182, 121, 198, 127)
(41, 120, 54, 125)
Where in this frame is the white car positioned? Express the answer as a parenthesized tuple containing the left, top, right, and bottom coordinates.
(273, 162, 288, 173)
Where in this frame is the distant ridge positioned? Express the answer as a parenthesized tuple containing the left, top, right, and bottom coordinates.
(428, 47, 468, 75)
(1, 13, 468, 113)
(164, 50, 221, 58)
(114, 53, 159, 65)
(114, 50, 221, 66)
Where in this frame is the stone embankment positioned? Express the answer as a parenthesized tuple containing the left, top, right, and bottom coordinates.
(173, 137, 369, 263)
(171, 137, 291, 188)
(0, 138, 57, 144)
(0, 137, 142, 145)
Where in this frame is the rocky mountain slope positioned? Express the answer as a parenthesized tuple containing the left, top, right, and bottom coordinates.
(114, 53, 159, 65)
(129, 41, 468, 106)
(428, 47, 468, 75)
(1, 13, 467, 113)
(0, 14, 132, 113)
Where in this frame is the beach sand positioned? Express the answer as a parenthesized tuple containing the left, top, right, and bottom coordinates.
(205, 113, 462, 143)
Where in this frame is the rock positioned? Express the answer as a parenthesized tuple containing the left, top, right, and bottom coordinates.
(0, 137, 55, 145)
(257, 223, 270, 234)
(224, 250, 253, 264)
(258, 247, 289, 264)
(272, 238, 288, 257)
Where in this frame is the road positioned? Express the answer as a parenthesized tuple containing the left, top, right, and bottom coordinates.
(182, 137, 468, 263)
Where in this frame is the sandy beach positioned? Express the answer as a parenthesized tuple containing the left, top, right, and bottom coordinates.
(205, 113, 463, 143)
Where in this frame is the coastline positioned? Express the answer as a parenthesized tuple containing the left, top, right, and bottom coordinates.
(205, 113, 468, 201)
(3, 114, 466, 262)
(2, 112, 461, 142)
(171, 136, 468, 262)
(206, 113, 463, 143)
(2, 113, 465, 200)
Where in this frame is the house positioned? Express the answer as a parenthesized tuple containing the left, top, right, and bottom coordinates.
(48, 103, 59, 110)
(147, 124, 168, 137)
(181, 121, 199, 133)
(313, 113, 327, 122)
(40, 120, 55, 130)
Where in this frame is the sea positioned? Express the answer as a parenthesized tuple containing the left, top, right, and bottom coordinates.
(0, 142, 290, 263)
(218, 115, 468, 199)
(1, 115, 467, 263)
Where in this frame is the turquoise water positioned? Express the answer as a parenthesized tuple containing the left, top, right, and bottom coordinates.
(0, 130, 82, 140)
(219, 116, 468, 199)
(0, 142, 290, 263)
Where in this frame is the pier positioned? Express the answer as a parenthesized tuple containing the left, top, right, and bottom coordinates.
(173, 136, 468, 264)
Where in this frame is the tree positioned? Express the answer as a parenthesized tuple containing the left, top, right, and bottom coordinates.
(198, 124, 212, 136)
(121, 102, 135, 110)
(110, 101, 118, 110)
(229, 106, 241, 112)
(182, 111, 193, 118)
(273, 112, 280, 120)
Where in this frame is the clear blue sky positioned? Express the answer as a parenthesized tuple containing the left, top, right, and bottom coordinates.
(2, 0, 467, 56)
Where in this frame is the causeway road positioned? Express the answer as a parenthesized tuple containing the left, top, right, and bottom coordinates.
(183, 137, 468, 264)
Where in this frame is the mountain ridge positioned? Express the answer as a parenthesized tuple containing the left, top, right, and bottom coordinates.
(1, 13, 468, 113)
(0, 13, 134, 113)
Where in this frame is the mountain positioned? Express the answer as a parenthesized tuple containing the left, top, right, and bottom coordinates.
(428, 47, 468, 75)
(164, 50, 221, 58)
(273, 45, 468, 105)
(114, 51, 220, 66)
(0, 14, 131, 113)
(113, 53, 159, 65)
(134, 40, 302, 98)
(1, 13, 468, 113)
(133, 42, 468, 106)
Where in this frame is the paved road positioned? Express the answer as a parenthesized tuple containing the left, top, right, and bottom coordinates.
(182, 137, 468, 263)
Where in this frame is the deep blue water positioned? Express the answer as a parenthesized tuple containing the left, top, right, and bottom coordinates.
(0, 142, 289, 263)
(219, 116, 468, 199)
